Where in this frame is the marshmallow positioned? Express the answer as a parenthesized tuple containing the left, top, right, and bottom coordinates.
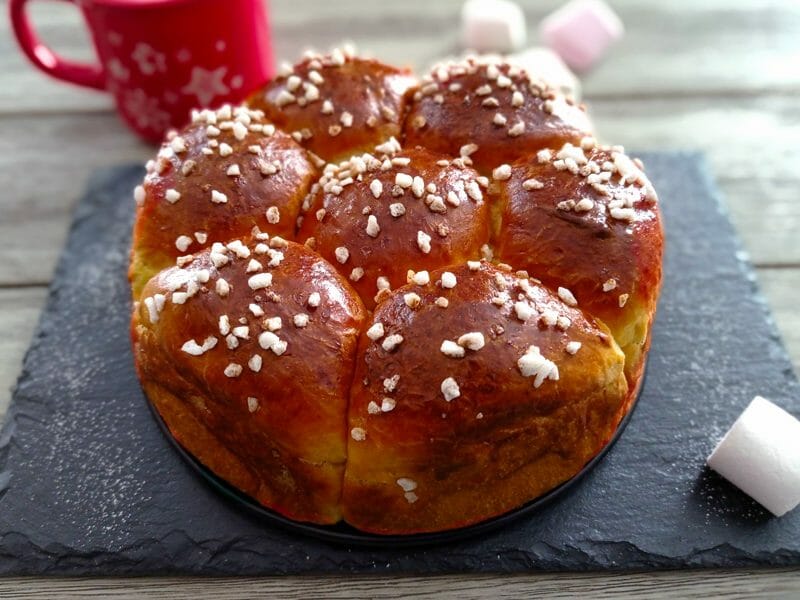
(461, 0, 527, 54)
(707, 396, 800, 517)
(508, 47, 581, 101)
(539, 0, 624, 72)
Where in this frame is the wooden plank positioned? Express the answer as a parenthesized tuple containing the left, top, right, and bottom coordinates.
(1, 0, 799, 114)
(0, 113, 150, 286)
(0, 287, 47, 418)
(0, 0, 112, 114)
(721, 178, 800, 271)
(757, 268, 800, 375)
(591, 95, 800, 184)
(0, 569, 798, 598)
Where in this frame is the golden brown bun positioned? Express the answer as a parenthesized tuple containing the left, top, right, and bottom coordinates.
(131, 239, 367, 523)
(247, 49, 416, 163)
(296, 145, 492, 309)
(493, 140, 664, 389)
(128, 105, 317, 299)
(343, 262, 627, 534)
(403, 56, 593, 175)
(130, 50, 663, 534)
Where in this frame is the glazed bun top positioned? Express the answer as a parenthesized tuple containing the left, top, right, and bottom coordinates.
(493, 139, 663, 384)
(403, 56, 593, 174)
(297, 143, 493, 309)
(129, 105, 317, 298)
(343, 261, 628, 532)
(134, 237, 367, 523)
(247, 46, 417, 164)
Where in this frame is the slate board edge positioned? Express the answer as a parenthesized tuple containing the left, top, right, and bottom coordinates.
(1, 154, 798, 576)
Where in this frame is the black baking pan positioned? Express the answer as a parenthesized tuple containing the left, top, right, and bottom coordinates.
(147, 370, 645, 548)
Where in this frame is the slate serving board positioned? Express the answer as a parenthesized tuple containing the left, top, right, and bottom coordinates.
(1, 152, 799, 576)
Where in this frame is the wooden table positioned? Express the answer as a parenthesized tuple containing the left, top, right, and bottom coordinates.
(1, 0, 798, 596)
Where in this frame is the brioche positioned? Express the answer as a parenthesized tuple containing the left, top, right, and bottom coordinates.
(129, 106, 317, 298)
(296, 145, 492, 309)
(132, 239, 366, 523)
(247, 46, 416, 164)
(403, 56, 592, 174)
(344, 262, 626, 533)
(493, 142, 663, 391)
(129, 49, 663, 534)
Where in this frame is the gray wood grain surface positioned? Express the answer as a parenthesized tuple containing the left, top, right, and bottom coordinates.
(0, 0, 798, 595)
(0, 569, 799, 599)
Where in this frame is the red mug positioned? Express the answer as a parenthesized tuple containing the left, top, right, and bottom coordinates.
(9, 0, 275, 142)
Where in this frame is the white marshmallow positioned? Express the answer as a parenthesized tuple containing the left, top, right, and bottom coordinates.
(707, 396, 800, 517)
(508, 47, 581, 100)
(461, 0, 527, 54)
(539, 0, 624, 72)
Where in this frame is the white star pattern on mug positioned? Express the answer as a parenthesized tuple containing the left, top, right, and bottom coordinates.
(131, 43, 166, 76)
(107, 58, 129, 81)
(122, 89, 170, 132)
(180, 66, 231, 107)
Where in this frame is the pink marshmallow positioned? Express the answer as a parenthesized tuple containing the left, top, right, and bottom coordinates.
(539, 0, 624, 72)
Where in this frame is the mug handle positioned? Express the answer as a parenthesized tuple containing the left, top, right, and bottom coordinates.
(9, 0, 106, 90)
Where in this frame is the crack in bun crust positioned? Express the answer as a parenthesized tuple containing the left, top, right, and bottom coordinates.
(129, 47, 663, 534)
